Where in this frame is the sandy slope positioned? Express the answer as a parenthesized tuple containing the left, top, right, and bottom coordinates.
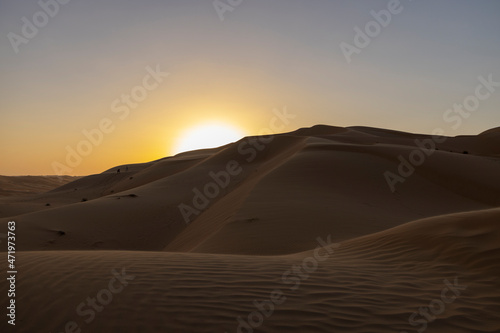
(0, 125, 499, 332)
(1, 208, 499, 333)
(0, 175, 80, 218)
(0, 175, 80, 197)
(1, 125, 499, 254)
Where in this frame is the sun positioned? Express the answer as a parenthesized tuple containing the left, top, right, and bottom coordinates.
(172, 122, 245, 155)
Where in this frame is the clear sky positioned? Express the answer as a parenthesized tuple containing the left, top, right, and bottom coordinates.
(1, 0, 499, 175)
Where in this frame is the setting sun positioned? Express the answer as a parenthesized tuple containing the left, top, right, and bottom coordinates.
(172, 122, 246, 155)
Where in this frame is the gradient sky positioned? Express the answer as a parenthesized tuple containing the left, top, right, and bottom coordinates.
(1, 0, 499, 175)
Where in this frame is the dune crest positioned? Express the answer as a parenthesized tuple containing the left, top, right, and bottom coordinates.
(1, 125, 499, 332)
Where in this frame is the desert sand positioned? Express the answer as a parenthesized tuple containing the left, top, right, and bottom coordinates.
(1, 125, 499, 332)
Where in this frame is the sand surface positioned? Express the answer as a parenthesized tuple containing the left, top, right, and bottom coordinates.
(1, 125, 499, 332)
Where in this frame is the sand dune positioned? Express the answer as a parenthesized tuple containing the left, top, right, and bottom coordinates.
(1, 125, 499, 332)
(2, 125, 500, 254)
(0, 175, 80, 218)
(1, 208, 499, 332)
